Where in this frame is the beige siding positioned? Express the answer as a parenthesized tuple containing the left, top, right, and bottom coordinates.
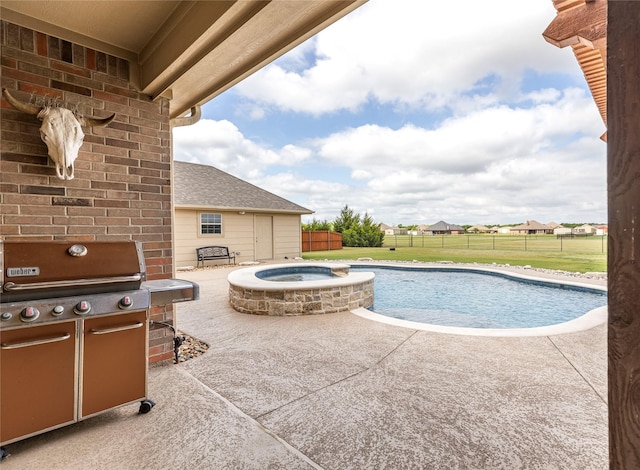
(273, 214, 302, 259)
(175, 209, 302, 268)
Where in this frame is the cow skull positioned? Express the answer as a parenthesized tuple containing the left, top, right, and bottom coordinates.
(2, 88, 115, 180)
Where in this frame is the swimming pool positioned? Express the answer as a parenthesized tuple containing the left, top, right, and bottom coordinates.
(256, 265, 336, 282)
(351, 265, 607, 334)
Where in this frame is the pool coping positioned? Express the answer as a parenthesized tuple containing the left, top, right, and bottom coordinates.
(346, 261, 608, 337)
(227, 262, 374, 290)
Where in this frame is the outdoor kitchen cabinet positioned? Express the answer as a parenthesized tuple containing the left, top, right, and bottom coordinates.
(0, 320, 77, 444)
(0, 310, 149, 445)
(81, 310, 148, 418)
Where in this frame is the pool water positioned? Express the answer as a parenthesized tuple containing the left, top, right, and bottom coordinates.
(351, 266, 607, 329)
(256, 266, 335, 282)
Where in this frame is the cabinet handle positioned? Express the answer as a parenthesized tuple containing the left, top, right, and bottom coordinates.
(1, 333, 71, 349)
(4, 274, 142, 291)
(89, 322, 143, 335)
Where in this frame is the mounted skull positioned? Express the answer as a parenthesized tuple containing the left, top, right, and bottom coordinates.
(2, 88, 115, 180)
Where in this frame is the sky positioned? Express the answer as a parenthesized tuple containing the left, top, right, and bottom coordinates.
(172, 0, 607, 227)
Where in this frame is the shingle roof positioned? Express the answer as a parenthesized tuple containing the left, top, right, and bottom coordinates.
(510, 220, 551, 230)
(428, 220, 465, 231)
(174, 161, 312, 214)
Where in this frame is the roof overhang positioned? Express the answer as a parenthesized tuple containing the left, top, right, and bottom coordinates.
(543, 0, 607, 140)
(176, 204, 313, 215)
(1, 0, 367, 119)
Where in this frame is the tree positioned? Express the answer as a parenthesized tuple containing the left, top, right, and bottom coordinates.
(341, 212, 384, 247)
(302, 218, 331, 231)
(333, 205, 360, 234)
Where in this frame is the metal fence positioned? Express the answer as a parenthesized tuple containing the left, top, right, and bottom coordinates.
(384, 234, 607, 253)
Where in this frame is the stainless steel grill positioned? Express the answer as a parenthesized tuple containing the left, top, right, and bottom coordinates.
(0, 240, 198, 455)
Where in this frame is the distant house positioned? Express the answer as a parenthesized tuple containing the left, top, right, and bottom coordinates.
(173, 161, 312, 268)
(554, 226, 572, 236)
(596, 225, 608, 235)
(426, 221, 465, 235)
(574, 224, 597, 235)
(417, 224, 430, 233)
(467, 224, 490, 233)
(379, 223, 392, 233)
(510, 220, 553, 235)
(384, 226, 408, 235)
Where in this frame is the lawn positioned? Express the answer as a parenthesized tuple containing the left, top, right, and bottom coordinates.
(302, 235, 607, 273)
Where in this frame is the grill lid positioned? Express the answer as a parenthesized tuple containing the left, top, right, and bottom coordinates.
(1, 241, 146, 302)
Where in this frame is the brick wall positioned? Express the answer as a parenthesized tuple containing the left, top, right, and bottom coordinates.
(1, 21, 176, 364)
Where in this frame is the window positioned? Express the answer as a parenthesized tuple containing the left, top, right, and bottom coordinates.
(200, 213, 222, 235)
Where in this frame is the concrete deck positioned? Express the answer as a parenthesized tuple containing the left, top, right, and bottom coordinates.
(2, 264, 608, 469)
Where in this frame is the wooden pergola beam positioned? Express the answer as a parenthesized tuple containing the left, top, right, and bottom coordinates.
(607, 2, 640, 466)
(543, 0, 608, 133)
(546, 1, 640, 465)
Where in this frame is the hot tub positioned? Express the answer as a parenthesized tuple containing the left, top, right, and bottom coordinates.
(227, 263, 374, 316)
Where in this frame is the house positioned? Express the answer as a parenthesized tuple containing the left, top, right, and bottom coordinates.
(467, 225, 490, 233)
(0, 1, 365, 366)
(384, 226, 408, 235)
(596, 225, 608, 235)
(574, 224, 597, 235)
(379, 223, 392, 233)
(174, 161, 312, 268)
(509, 220, 553, 235)
(426, 221, 465, 235)
(554, 226, 573, 236)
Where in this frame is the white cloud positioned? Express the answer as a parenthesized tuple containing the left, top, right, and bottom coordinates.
(173, 119, 307, 179)
(174, 0, 607, 226)
(235, 0, 579, 116)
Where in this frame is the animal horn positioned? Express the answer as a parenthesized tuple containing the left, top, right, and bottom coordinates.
(2, 88, 43, 116)
(83, 113, 116, 127)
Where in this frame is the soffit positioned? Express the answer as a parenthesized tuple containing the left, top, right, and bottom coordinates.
(543, 0, 607, 140)
(0, 0, 366, 119)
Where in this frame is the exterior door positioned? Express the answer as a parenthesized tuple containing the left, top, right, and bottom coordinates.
(255, 215, 273, 260)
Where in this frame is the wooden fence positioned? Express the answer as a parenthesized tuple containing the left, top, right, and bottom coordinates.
(301, 230, 343, 252)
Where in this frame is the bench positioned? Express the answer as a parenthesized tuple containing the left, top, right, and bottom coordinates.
(196, 246, 236, 267)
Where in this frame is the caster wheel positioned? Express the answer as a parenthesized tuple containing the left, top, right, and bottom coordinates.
(1, 446, 9, 461)
(139, 399, 156, 414)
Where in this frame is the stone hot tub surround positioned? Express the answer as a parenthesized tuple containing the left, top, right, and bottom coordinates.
(228, 263, 374, 316)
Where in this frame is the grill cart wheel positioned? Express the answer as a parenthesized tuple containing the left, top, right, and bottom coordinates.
(139, 399, 156, 414)
(1, 446, 9, 461)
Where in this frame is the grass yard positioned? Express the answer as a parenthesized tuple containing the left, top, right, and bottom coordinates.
(302, 235, 607, 273)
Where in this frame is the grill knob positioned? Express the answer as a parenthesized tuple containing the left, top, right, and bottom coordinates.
(52, 305, 65, 316)
(20, 306, 40, 322)
(119, 296, 133, 309)
(74, 301, 91, 315)
(1, 312, 12, 321)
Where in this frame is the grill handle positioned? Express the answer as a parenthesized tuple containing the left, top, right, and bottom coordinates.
(1, 333, 71, 349)
(89, 322, 144, 335)
(3, 274, 142, 292)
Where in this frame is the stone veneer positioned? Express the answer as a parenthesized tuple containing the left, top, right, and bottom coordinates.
(228, 263, 374, 316)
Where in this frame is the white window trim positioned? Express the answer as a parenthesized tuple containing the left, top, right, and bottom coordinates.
(199, 212, 223, 236)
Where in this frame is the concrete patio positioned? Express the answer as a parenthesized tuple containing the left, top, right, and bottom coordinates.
(1, 264, 608, 469)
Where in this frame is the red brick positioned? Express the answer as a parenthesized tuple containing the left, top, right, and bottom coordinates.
(36, 32, 48, 56)
(86, 48, 96, 70)
(51, 60, 91, 78)
(2, 24, 173, 361)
